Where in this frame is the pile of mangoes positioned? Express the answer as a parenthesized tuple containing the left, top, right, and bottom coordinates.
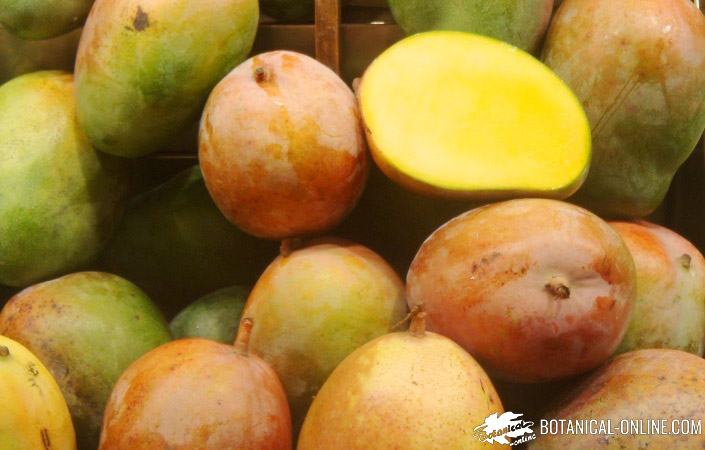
(2, 0, 705, 448)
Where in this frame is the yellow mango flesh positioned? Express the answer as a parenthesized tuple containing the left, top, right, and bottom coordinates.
(0, 336, 75, 450)
(360, 31, 591, 198)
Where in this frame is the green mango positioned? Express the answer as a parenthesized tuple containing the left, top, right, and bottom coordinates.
(543, 0, 705, 218)
(0, 71, 130, 287)
(387, 0, 554, 52)
(100, 166, 277, 313)
(0, 271, 172, 450)
(170, 285, 249, 343)
(74, 0, 258, 157)
(0, 26, 81, 84)
(0, 0, 93, 40)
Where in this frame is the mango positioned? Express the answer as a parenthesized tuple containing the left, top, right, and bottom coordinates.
(74, 0, 258, 157)
(531, 349, 705, 449)
(388, 0, 553, 53)
(99, 331, 292, 449)
(200, 51, 368, 240)
(0, 0, 92, 39)
(611, 221, 705, 355)
(408, 199, 636, 382)
(0, 336, 76, 450)
(100, 166, 277, 311)
(241, 238, 408, 433)
(0, 26, 81, 84)
(0, 272, 172, 449)
(298, 311, 503, 449)
(359, 32, 590, 200)
(170, 285, 249, 343)
(0, 71, 130, 287)
(542, 0, 705, 217)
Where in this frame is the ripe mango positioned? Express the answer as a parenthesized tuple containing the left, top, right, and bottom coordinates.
(0, 71, 129, 287)
(241, 239, 408, 433)
(543, 0, 705, 217)
(611, 221, 705, 355)
(75, 0, 258, 157)
(298, 312, 503, 449)
(359, 32, 590, 200)
(0, 272, 172, 449)
(408, 199, 636, 382)
(0, 336, 76, 450)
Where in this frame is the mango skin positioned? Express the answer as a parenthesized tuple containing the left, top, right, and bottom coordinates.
(0, 272, 172, 450)
(99, 338, 292, 449)
(611, 221, 705, 356)
(0, 0, 92, 40)
(530, 349, 705, 449)
(74, 0, 258, 157)
(543, 0, 705, 218)
(408, 199, 637, 383)
(241, 239, 408, 433)
(388, 0, 554, 53)
(0, 336, 76, 450)
(298, 328, 502, 449)
(0, 72, 130, 287)
(0, 26, 81, 84)
(100, 166, 277, 312)
(170, 285, 250, 343)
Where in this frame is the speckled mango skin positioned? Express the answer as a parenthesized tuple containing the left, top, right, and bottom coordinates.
(530, 349, 705, 449)
(0, 26, 81, 85)
(611, 221, 705, 356)
(99, 338, 292, 449)
(170, 285, 250, 344)
(298, 327, 502, 449)
(200, 51, 368, 240)
(74, 0, 258, 157)
(0, 336, 76, 450)
(0, 272, 172, 450)
(388, 0, 554, 53)
(0, 0, 92, 40)
(0, 72, 130, 287)
(241, 239, 407, 433)
(543, 0, 705, 218)
(407, 199, 637, 383)
(100, 166, 277, 311)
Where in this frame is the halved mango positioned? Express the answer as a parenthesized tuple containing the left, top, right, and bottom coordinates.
(358, 31, 591, 199)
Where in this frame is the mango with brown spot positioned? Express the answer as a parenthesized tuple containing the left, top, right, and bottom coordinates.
(199, 51, 368, 240)
(530, 349, 705, 449)
(74, 0, 258, 157)
(0, 272, 172, 450)
(611, 221, 705, 356)
(407, 199, 637, 383)
(241, 238, 407, 434)
(298, 310, 503, 449)
(99, 327, 292, 449)
(0, 335, 76, 450)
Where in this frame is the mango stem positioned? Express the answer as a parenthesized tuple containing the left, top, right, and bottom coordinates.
(234, 318, 254, 356)
(0, 345, 8, 357)
(546, 276, 571, 299)
(409, 304, 426, 338)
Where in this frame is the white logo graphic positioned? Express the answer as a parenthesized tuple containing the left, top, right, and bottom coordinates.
(474, 412, 536, 446)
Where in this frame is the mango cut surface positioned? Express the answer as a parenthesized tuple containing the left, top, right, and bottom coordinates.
(359, 31, 591, 199)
